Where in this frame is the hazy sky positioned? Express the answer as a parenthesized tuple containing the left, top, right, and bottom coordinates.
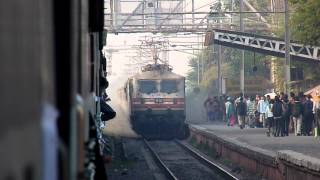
(106, 0, 214, 78)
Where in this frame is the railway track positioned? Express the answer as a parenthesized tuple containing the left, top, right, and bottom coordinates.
(143, 139, 239, 180)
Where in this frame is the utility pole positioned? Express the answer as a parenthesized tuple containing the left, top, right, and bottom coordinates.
(197, 57, 200, 86)
(230, 0, 234, 24)
(201, 56, 204, 77)
(196, 35, 200, 87)
(142, 0, 145, 27)
(201, 44, 204, 78)
(217, 0, 222, 96)
(284, 0, 291, 94)
(218, 46, 222, 96)
(192, 0, 195, 26)
(240, 0, 245, 95)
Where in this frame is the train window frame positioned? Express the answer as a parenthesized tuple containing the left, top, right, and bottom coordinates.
(160, 80, 178, 94)
(138, 80, 158, 94)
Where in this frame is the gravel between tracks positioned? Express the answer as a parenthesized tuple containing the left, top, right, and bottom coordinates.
(148, 140, 226, 180)
(106, 138, 166, 180)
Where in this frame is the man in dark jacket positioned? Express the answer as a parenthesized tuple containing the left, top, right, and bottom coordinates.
(289, 92, 296, 133)
(303, 95, 314, 136)
(237, 97, 247, 129)
(282, 95, 291, 136)
(212, 97, 220, 121)
(204, 96, 214, 121)
(100, 98, 116, 121)
(272, 96, 283, 137)
(314, 96, 320, 137)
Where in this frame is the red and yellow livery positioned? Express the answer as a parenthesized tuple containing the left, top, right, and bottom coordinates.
(123, 63, 188, 139)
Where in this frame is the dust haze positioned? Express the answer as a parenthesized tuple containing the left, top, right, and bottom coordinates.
(103, 76, 139, 138)
(186, 91, 208, 124)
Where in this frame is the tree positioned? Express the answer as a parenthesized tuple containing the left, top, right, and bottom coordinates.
(186, 44, 270, 95)
(290, 0, 320, 46)
(186, 51, 209, 92)
(269, 0, 320, 92)
(222, 47, 268, 78)
(186, 56, 200, 92)
(187, 0, 320, 95)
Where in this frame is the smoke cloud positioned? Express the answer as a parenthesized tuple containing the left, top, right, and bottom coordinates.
(103, 76, 139, 138)
(186, 91, 208, 124)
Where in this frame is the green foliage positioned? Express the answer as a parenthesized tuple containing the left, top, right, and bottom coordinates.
(290, 0, 320, 46)
(271, 58, 285, 93)
(186, 54, 200, 90)
(269, 0, 320, 91)
(221, 46, 269, 78)
(186, 49, 214, 92)
(186, 44, 270, 94)
(292, 61, 320, 80)
(186, 0, 320, 94)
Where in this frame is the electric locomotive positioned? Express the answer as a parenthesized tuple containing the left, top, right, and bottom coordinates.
(124, 63, 188, 139)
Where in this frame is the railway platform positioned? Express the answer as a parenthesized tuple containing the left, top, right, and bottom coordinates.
(188, 122, 320, 180)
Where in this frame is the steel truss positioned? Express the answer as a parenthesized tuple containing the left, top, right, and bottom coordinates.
(104, 0, 273, 34)
(207, 29, 320, 62)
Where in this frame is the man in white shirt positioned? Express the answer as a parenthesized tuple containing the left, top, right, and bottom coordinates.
(225, 97, 234, 126)
(257, 96, 269, 128)
(247, 97, 256, 128)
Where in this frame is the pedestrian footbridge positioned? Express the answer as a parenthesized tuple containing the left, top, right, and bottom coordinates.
(205, 29, 320, 62)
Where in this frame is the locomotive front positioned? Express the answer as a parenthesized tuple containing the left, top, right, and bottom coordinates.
(127, 64, 187, 139)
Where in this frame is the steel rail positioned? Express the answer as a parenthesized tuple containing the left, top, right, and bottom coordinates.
(144, 138, 238, 180)
(174, 140, 239, 180)
(143, 139, 178, 180)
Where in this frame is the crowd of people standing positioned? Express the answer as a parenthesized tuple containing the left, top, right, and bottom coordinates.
(203, 92, 320, 137)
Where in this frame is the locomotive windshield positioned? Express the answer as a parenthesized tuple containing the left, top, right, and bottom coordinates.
(160, 80, 177, 93)
(138, 80, 157, 94)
